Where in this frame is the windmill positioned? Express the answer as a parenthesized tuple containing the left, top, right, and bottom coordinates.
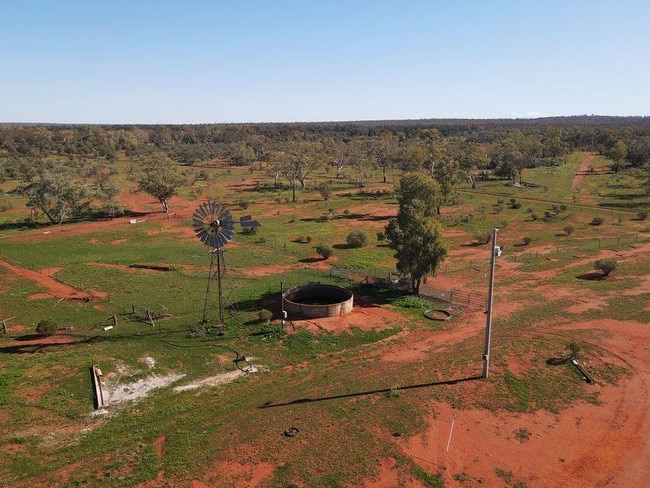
(192, 200, 260, 324)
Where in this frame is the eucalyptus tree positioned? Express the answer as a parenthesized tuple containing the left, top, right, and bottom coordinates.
(135, 155, 185, 214)
(370, 132, 399, 183)
(273, 142, 320, 202)
(385, 173, 447, 295)
(25, 170, 91, 225)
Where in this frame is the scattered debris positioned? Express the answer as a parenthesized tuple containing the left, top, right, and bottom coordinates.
(571, 359, 595, 384)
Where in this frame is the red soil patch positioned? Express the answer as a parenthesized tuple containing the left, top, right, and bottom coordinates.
(237, 260, 333, 278)
(395, 317, 650, 487)
(571, 152, 597, 191)
(0, 258, 102, 301)
(197, 460, 275, 487)
(153, 435, 167, 459)
(292, 297, 408, 335)
(356, 457, 402, 488)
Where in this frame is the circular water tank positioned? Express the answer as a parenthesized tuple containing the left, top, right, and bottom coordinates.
(283, 283, 354, 318)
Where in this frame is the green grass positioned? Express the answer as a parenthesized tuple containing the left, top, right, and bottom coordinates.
(1, 151, 649, 486)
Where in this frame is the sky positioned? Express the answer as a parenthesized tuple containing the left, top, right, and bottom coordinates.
(1, 0, 649, 124)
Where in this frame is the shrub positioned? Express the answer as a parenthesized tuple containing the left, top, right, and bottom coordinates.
(522, 236, 532, 246)
(590, 217, 604, 226)
(238, 199, 250, 210)
(346, 229, 369, 248)
(563, 225, 574, 236)
(636, 211, 648, 221)
(376, 231, 385, 242)
(342, 209, 351, 216)
(594, 259, 617, 276)
(316, 243, 333, 260)
(36, 319, 58, 336)
(257, 309, 273, 323)
(318, 183, 332, 201)
(567, 341, 581, 358)
(475, 232, 492, 245)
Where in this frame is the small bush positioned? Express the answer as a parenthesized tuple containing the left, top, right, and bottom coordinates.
(522, 236, 532, 246)
(342, 209, 351, 216)
(636, 211, 648, 221)
(567, 341, 581, 358)
(509, 198, 521, 209)
(238, 199, 250, 210)
(316, 243, 333, 260)
(594, 259, 617, 276)
(563, 225, 574, 236)
(376, 231, 385, 242)
(318, 183, 332, 201)
(36, 319, 58, 336)
(475, 232, 492, 245)
(346, 229, 369, 248)
(590, 217, 604, 226)
(257, 309, 273, 323)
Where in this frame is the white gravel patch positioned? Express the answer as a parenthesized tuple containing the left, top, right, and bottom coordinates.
(174, 366, 259, 392)
(104, 373, 185, 404)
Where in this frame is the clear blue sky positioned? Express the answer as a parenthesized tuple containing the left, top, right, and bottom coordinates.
(1, 0, 648, 124)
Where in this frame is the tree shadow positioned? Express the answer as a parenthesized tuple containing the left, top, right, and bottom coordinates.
(546, 356, 571, 366)
(575, 272, 605, 281)
(258, 375, 482, 408)
(298, 257, 323, 264)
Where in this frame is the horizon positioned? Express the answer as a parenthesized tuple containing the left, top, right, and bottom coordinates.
(3, 114, 650, 127)
(2, 1, 649, 124)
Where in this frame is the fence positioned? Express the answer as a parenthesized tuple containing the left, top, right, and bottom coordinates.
(330, 266, 487, 311)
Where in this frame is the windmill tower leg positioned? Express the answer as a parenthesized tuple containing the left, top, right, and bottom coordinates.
(216, 247, 225, 324)
(202, 250, 218, 323)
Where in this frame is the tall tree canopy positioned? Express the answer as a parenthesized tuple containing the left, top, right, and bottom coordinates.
(25, 171, 91, 225)
(135, 156, 185, 214)
(386, 173, 447, 295)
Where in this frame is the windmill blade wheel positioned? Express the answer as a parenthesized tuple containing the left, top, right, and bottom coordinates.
(192, 201, 235, 248)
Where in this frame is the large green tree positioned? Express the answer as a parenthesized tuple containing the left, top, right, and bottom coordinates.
(25, 171, 91, 225)
(136, 156, 185, 214)
(396, 173, 442, 217)
(385, 174, 447, 295)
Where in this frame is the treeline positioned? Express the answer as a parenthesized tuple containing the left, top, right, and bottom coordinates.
(2, 116, 650, 163)
(1, 117, 649, 226)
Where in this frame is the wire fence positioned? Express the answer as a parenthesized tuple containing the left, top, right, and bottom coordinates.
(510, 233, 649, 263)
(330, 266, 487, 311)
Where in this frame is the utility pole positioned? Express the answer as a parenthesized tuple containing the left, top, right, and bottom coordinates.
(482, 228, 501, 379)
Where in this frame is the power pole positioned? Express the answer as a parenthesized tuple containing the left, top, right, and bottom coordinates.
(482, 228, 500, 379)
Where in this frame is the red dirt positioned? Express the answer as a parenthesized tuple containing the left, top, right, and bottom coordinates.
(293, 299, 409, 335)
(3, 185, 649, 487)
(396, 318, 650, 488)
(0, 258, 103, 301)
